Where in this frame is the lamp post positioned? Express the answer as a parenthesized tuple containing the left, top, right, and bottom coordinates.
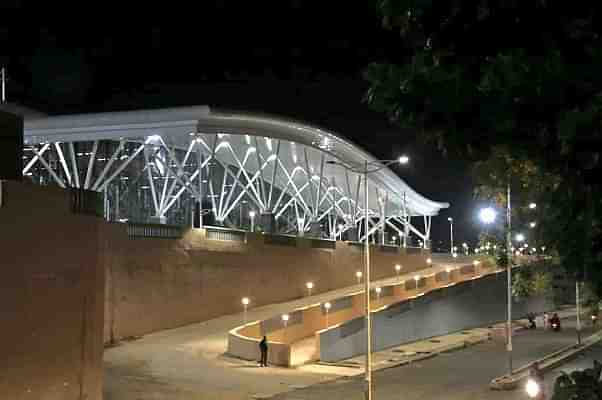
(327, 155, 409, 400)
(242, 297, 250, 324)
(375, 287, 382, 302)
(395, 264, 402, 281)
(448, 217, 454, 254)
(479, 205, 513, 373)
(306, 281, 314, 297)
(324, 302, 331, 328)
(282, 314, 289, 342)
(356, 270, 363, 285)
(249, 211, 256, 232)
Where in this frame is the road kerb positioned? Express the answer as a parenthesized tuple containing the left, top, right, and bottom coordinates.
(490, 330, 602, 391)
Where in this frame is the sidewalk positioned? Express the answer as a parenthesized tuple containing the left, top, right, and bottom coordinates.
(104, 262, 464, 400)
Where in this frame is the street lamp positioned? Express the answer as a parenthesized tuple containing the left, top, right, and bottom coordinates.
(529, 222, 537, 228)
(306, 281, 314, 297)
(479, 204, 512, 374)
(242, 297, 250, 323)
(356, 270, 363, 285)
(515, 233, 525, 242)
(395, 264, 402, 281)
(529, 202, 537, 209)
(375, 287, 382, 302)
(249, 211, 256, 232)
(479, 207, 497, 224)
(448, 217, 454, 254)
(462, 242, 468, 255)
(426, 257, 432, 265)
(282, 314, 290, 341)
(326, 155, 409, 400)
(324, 302, 331, 327)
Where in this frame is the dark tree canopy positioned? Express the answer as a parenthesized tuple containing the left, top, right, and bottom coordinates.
(366, 0, 602, 289)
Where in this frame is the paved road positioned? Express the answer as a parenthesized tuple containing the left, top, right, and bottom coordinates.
(531, 341, 602, 399)
(271, 319, 598, 400)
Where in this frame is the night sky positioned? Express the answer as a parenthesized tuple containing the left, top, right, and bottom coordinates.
(1, 2, 482, 248)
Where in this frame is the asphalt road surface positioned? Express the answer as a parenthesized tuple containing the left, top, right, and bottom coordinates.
(271, 319, 599, 400)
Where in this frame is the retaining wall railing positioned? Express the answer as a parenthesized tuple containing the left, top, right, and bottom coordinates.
(227, 258, 497, 367)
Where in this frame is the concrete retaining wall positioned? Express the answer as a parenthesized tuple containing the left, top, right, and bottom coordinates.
(320, 272, 553, 362)
(104, 228, 432, 342)
(227, 260, 498, 366)
(0, 182, 104, 400)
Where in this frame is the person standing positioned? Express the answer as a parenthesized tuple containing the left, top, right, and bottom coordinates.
(259, 336, 268, 367)
(543, 312, 549, 330)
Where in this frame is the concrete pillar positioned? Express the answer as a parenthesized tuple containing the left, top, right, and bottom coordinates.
(304, 221, 321, 237)
(345, 227, 358, 242)
(149, 215, 167, 224)
(261, 212, 276, 233)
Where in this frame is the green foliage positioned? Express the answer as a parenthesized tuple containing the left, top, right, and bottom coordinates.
(366, 1, 602, 292)
(551, 360, 602, 400)
(532, 271, 553, 297)
(512, 266, 553, 301)
(512, 268, 534, 301)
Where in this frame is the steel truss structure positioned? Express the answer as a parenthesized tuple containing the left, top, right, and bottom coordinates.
(22, 106, 448, 245)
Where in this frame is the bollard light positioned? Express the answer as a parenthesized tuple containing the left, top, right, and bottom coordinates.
(306, 281, 314, 297)
(242, 297, 250, 323)
(426, 258, 432, 265)
(356, 270, 363, 284)
(324, 302, 332, 327)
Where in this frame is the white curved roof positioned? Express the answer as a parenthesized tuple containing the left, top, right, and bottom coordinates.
(23, 105, 449, 216)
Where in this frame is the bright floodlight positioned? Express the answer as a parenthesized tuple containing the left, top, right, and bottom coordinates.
(399, 155, 410, 164)
(525, 378, 540, 398)
(479, 207, 497, 224)
(282, 314, 289, 322)
(515, 233, 525, 242)
(242, 297, 250, 306)
(529, 203, 537, 209)
(249, 211, 256, 218)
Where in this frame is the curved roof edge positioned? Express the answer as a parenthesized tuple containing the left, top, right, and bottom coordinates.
(23, 105, 449, 216)
(199, 109, 449, 215)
